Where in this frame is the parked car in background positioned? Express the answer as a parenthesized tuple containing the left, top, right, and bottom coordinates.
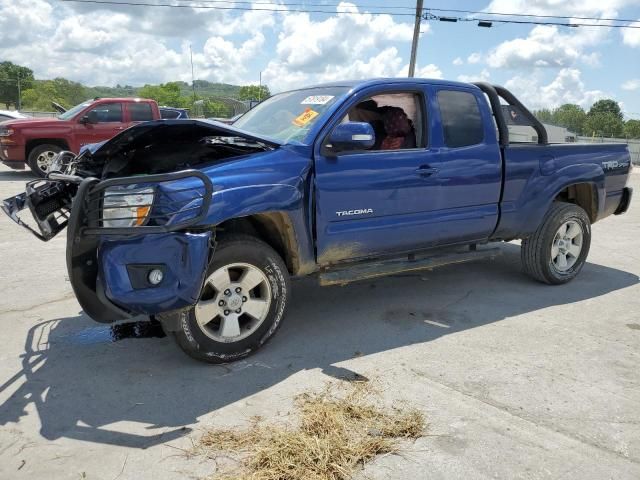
(160, 107, 189, 119)
(2, 78, 633, 363)
(0, 98, 161, 176)
(0, 110, 29, 122)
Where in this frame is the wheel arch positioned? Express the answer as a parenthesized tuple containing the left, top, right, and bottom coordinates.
(214, 211, 316, 276)
(26, 138, 70, 159)
(553, 182, 599, 223)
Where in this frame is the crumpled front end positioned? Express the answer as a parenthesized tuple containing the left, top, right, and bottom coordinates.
(99, 231, 211, 316)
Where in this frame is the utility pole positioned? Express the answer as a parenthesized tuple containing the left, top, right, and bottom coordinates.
(190, 44, 196, 102)
(408, 0, 424, 77)
(17, 72, 21, 111)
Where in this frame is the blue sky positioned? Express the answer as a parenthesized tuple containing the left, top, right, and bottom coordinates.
(0, 0, 639, 117)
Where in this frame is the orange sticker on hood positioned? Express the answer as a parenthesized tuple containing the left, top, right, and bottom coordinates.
(292, 108, 319, 127)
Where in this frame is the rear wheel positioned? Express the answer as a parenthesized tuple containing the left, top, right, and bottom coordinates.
(27, 144, 62, 177)
(521, 202, 591, 284)
(173, 235, 290, 363)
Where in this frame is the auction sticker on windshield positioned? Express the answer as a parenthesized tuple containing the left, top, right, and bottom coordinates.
(292, 108, 319, 127)
(301, 95, 334, 105)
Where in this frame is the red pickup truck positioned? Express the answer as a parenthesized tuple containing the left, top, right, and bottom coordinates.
(0, 98, 161, 176)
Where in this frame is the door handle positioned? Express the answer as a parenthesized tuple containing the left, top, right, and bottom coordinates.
(415, 165, 439, 177)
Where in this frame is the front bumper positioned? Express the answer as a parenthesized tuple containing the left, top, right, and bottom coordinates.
(3, 170, 214, 323)
(99, 231, 211, 316)
(0, 143, 26, 167)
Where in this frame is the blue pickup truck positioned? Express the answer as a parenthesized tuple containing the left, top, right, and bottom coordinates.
(2, 78, 633, 363)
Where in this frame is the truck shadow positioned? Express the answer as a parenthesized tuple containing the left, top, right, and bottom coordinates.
(0, 244, 637, 448)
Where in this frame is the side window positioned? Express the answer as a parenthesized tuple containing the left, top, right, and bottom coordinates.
(88, 103, 123, 123)
(130, 103, 154, 122)
(344, 92, 425, 151)
(437, 90, 484, 148)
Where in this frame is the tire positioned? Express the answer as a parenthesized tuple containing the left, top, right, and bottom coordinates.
(173, 235, 290, 363)
(521, 202, 591, 285)
(27, 144, 62, 177)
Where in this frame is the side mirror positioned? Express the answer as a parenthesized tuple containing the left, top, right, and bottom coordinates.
(328, 122, 375, 152)
(81, 111, 98, 125)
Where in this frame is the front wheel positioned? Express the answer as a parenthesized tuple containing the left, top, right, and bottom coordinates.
(173, 235, 290, 363)
(27, 144, 62, 177)
(521, 202, 591, 284)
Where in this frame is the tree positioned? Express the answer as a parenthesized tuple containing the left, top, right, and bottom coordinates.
(0, 61, 34, 108)
(534, 108, 554, 124)
(138, 82, 189, 107)
(238, 85, 270, 101)
(624, 119, 640, 139)
(553, 104, 586, 135)
(583, 112, 624, 138)
(588, 99, 623, 121)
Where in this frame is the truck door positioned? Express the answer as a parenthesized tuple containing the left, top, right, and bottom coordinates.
(75, 102, 125, 149)
(313, 85, 502, 266)
(426, 87, 502, 245)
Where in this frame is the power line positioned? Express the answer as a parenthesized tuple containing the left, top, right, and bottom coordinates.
(425, 7, 639, 24)
(58, 0, 417, 15)
(57, 0, 640, 28)
(424, 14, 640, 29)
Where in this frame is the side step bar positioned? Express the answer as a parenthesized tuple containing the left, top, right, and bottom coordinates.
(319, 246, 502, 286)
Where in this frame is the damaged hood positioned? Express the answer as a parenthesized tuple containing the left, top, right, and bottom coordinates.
(91, 119, 283, 158)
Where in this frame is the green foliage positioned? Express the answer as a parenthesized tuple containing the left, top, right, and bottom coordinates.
(0, 61, 34, 108)
(21, 78, 86, 111)
(588, 99, 623, 121)
(138, 82, 190, 107)
(583, 112, 625, 137)
(238, 85, 271, 101)
(533, 99, 640, 138)
(534, 108, 554, 124)
(623, 119, 640, 139)
(553, 104, 587, 135)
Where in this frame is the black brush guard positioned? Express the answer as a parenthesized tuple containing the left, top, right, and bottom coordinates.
(3, 170, 214, 323)
(2, 170, 213, 241)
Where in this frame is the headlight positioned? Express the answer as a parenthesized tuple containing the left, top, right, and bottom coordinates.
(0, 127, 14, 137)
(102, 187, 154, 228)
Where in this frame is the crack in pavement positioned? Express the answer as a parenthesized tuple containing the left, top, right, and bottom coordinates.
(0, 292, 77, 317)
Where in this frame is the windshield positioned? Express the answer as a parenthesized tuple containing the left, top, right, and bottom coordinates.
(233, 87, 349, 143)
(58, 101, 93, 120)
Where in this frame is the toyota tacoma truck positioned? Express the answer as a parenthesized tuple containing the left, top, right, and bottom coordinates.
(2, 79, 633, 363)
(0, 97, 160, 176)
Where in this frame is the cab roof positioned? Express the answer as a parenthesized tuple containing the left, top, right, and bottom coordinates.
(301, 77, 479, 92)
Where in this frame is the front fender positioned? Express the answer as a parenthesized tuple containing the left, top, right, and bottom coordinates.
(207, 184, 303, 224)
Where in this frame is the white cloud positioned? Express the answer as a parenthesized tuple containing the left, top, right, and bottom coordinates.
(486, 25, 607, 69)
(622, 79, 640, 91)
(414, 64, 444, 79)
(504, 68, 606, 110)
(467, 52, 482, 64)
(262, 2, 419, 91)
(452, 57, 463, 66)
(457, 69, 491, 83)
(622, 20, 640, 47)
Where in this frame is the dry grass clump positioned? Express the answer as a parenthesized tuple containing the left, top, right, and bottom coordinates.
(193, 382, 426, 480)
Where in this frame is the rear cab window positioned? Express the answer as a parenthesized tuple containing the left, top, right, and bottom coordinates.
(436, 90, 484, 148)
(129, 102, 154, 122)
